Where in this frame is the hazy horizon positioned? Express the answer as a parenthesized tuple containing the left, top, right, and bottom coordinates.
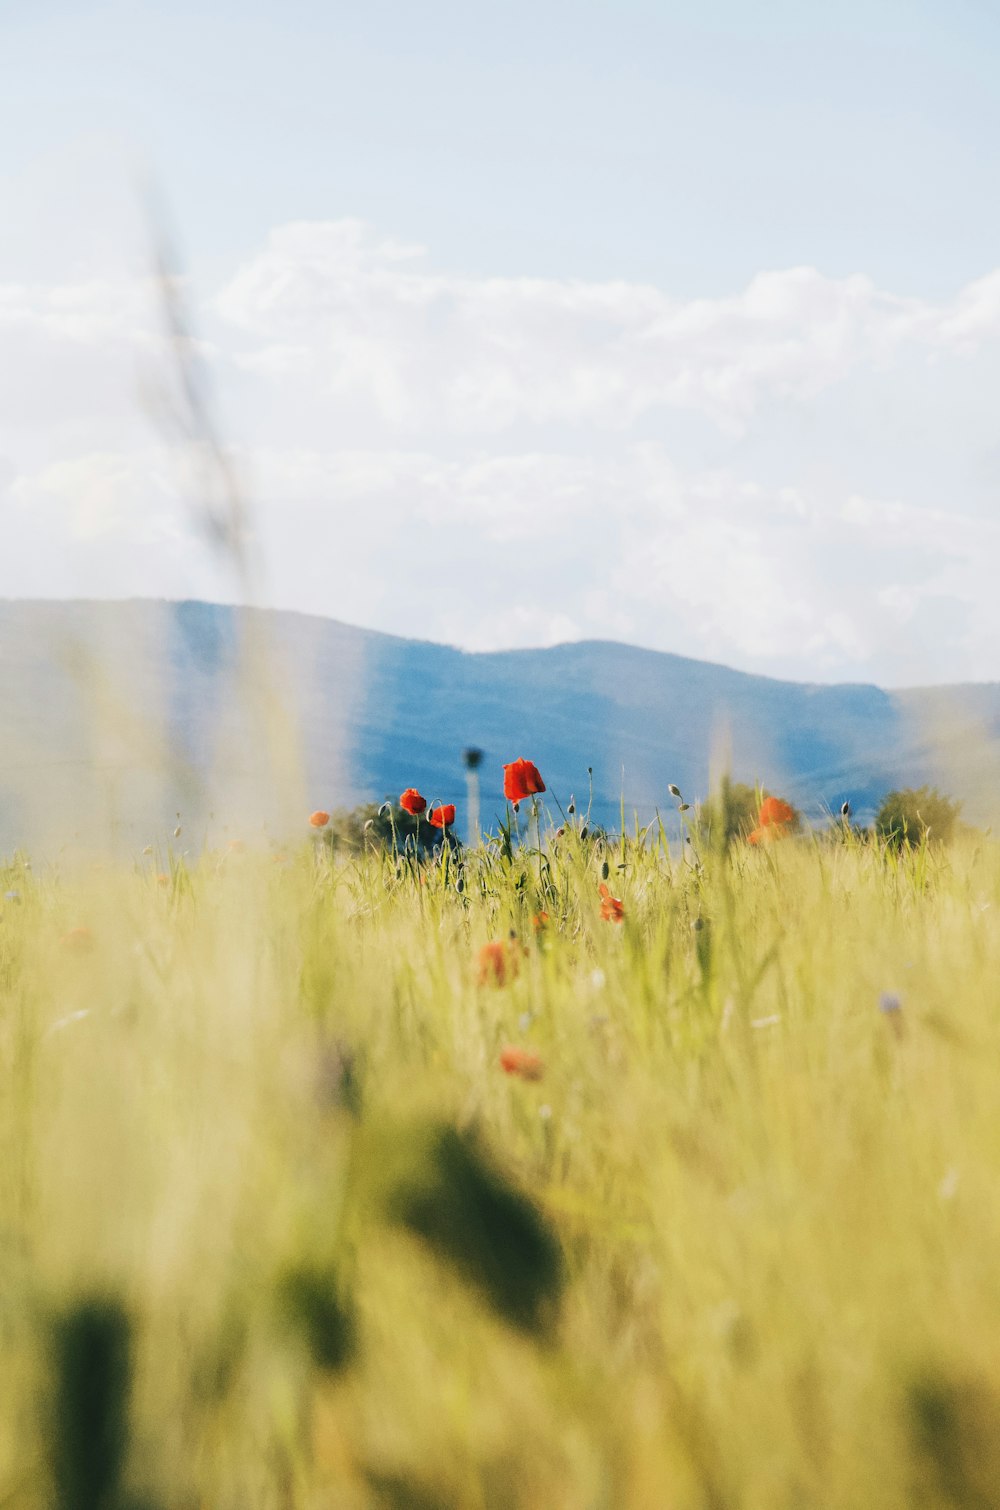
(5, 590, 1000, 694)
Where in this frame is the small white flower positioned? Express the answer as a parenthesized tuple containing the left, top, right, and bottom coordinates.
(46, 1009, 92, 1038)
(939, 1167, 959, 1202)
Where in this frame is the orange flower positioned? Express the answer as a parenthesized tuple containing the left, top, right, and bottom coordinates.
(428, 803, 456, 829)
(399, 788, 426, 815)
(758, 796, 795, 830)
(309, 810, 330, 828)
(530, 911, 549, 932)
(747, 796, 796, 845)
(598, 883, 624, 922)
(503, 758, 546, 803)
(478, 939, 518, 986)
(61, 926, 93, 952)
(499, 1044, 544, 1080)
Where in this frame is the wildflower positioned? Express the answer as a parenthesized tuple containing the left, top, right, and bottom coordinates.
(399, 788, 426, 815)
(939, 1167, 959, 1201)
(157, 873, 170, 887)
(758, 796, 795, 830)
(879, 991, 905, 1038)
(530, 911, 549, 932)
(478, 939, 518, 986)
(61, 926, 93, 952)
(748, 796, 796, 844)
(309, 810, 330, 828)
(503, 758, 546, 804)
(499, 1044, 543, 1080)
(598, 883, 624, 923)
(428, 804, 456, 829)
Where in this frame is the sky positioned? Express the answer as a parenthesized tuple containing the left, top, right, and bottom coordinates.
(2, 0, 1000, 685)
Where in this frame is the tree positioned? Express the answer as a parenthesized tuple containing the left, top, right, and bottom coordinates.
(874, 786, 961, 849)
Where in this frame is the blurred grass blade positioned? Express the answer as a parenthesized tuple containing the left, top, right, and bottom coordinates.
(387, 1124, 563, 1337)
(51, 1296, 132, 1510)
(277, 1267, 357, 1373)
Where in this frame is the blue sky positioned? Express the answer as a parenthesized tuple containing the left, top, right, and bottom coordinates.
(2, 0, 1000, 684)
(6, 0, 1000, 292)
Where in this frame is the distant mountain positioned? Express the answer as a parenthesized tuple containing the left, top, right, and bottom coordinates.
(0, 598, 997, 854)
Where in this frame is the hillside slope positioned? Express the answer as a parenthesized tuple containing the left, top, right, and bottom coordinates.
(0, 599, 995, 852)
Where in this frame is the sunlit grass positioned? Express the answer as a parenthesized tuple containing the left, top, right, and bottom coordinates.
(2, 823, 1000, 1507)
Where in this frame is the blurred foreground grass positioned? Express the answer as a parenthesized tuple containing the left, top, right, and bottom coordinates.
(2, 824, 1000, 1508)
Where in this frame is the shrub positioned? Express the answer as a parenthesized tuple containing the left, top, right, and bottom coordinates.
(874, 786, 961, 848)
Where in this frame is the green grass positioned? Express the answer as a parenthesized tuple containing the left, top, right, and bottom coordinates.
(3, 822, 1000, 1508)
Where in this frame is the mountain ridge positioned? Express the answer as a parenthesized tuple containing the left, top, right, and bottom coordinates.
(7, 593, 995, 694)
(0, 597, 996, 853)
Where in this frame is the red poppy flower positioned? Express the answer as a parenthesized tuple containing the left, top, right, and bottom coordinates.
(399, 788, 426, 815)
(499, 1044, 543, 1080)
(758, 796, 795, 830)
(598, 883, 625, 922)
(61, 925, 94, 952)
(309, 810, 330, 828)
(428, 803, 456, 829)
(530, 911, 549, 932)
(478, 939, 518, 986)
(503, 758, 546, 803)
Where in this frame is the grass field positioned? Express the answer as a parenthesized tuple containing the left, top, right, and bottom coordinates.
(2, 811, 1000, 1508)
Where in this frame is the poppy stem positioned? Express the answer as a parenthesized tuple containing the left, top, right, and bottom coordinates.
(531, 797, 541, 883)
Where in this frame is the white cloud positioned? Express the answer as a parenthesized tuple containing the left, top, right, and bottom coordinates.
(212, 226, 974, 437)
(5, 217, 1000, 685)
(10, 452, 179, 542)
